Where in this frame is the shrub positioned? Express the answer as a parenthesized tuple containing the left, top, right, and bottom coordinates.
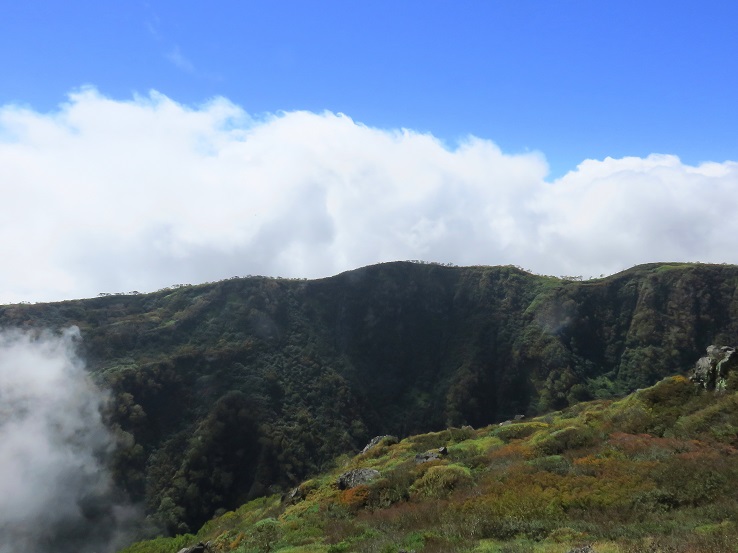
(527, 455, 571, 475)
(249, 517, 281, 553)
(117, 534, 197, 553)
(545, 526, 588, 543)
(500, 542, 535, 553)
(492, 422, 549, 443)
(651, 453, 730, 507)
(607, 398, 653, 434)
(449, 426, 476, 442)
(407, 430, 452, 452)
(338, 485, 371, 511)
(364, 464, 415, 509)
(640, 375, 697, 408)
(532, 425, 597, 455)
(411, 465, 473, 498)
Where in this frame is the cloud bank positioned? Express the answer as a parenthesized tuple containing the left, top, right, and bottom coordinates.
(0, 327, 138, 553)
(1, 88, 737, 303)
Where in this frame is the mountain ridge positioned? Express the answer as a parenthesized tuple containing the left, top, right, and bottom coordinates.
(2, 261, 738, 533)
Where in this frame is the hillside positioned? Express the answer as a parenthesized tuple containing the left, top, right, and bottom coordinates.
(118, 362, 738, 553)
(2, 261, 738, 533)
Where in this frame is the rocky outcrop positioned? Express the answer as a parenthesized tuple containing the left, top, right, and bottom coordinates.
(177, 542, 211, 553)
(690, 345, 737, 391)
(285, 486, 304, 504)
(415, 447, 449, 464)
(337, 468, 380, 489)
(415, 451, 441, 463)
(361, 435, 398, 454)
(499, 415, 526, 426)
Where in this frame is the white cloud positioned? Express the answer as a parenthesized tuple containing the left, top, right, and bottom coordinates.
(0, 327, 139, 553)
(1, 88, 737, 303)
(535, 155, 738, 276)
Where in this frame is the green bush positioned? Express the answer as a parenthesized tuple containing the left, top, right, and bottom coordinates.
(492, 422, 548, 443)
(526, 455, 571, 475)
(532, 426, 597, 455)
(248, 518, 281, 553)
(117, 534, 196, 553)
(407, 430, 452, 452)
(411, 464, 473, 498)
(365, 464, 415, 508)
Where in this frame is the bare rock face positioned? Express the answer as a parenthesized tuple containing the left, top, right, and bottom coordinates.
(177, 542, 211, 553)
(285, 486, 304, 504)
(361, 435, 399, 454)
(415, 447, 448, 464)
(337, 468, 380, 489)
(690, 345, 737, 391)
(415, 451, 441, 464)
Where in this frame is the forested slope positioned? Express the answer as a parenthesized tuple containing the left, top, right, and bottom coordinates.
(121, 368, 738, 553)
(2, 261, 738, 533)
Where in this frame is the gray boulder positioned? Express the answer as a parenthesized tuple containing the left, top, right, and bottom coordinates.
(285, 485, 303, 504)
(337, 468, 380, 489)
(690, 345, 737, 391)
(361, 435, 398, 454)
(177, 542, 211, 553)
(415, 447, 448, 465)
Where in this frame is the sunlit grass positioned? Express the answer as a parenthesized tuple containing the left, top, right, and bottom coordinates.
(119, 375, 738, 553)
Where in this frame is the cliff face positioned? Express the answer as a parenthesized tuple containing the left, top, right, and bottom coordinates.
(2, 261, 737, 532)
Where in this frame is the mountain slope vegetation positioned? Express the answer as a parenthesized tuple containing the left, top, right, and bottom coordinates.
(119, 371, 738, 553)
(2, 261, 738, 533)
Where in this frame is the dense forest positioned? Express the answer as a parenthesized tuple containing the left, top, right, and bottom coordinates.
(2, 261, 738, 534)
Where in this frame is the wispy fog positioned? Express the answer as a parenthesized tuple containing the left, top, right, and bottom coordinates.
(0, 327, 139, 553)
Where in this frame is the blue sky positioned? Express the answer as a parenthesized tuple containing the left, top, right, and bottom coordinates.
(1, 1, 737, 302)
(3, 1, 736, 177)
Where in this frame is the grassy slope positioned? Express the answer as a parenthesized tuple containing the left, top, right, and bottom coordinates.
(120, 374, 738, 553)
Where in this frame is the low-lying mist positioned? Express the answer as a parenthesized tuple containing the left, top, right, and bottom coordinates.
(0, 327, 140, 553)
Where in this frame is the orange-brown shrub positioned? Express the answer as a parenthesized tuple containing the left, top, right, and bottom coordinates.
(338, 484, 371, 511)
